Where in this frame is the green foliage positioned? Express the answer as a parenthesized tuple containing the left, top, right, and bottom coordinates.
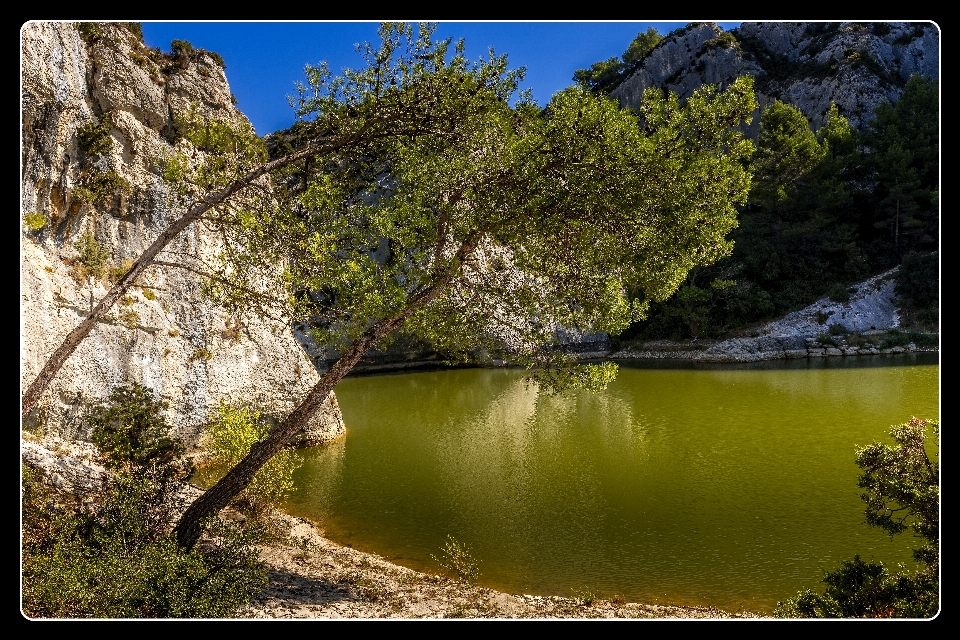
(159, 105, 265, 200)
(574, 27, 661, 94)
(864, 75, 939, 256)
(200, 404, 301, 516)
(431, 535, 481, 584)
(88, 384, 184, 476)
(573, 57, 626, 94)
(572, 586, 598, 606)
(73, 232, 111, 280)
(775, 417, 939, 618)
(857, 418, 939, 562)
(703, 31, 739, 52)
(73, 170, 132, 206)
(191, 348, 213, 361)
(622, 27, 662, 66)
(107, 258, 135, 283)
(124, 22, 144, 43)
(212, 24, 756, 393)
(630, 74, 937, 341)
(167, 38, 226, 72)
(22, 471, 266, 618)
(773, 555, 936, 618)
(117, 308, 139, 327)
(22, 387, 267, 618)
(751, 100, 828, 210)
(76, 22, 104, 45)
(23, 211, 47, 232)
(77, 114, 113, 157)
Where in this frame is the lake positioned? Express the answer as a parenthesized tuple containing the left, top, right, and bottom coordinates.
(282, 352, 939, 613)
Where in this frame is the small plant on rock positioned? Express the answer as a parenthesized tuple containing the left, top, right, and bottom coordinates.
(23, 212, 47, 232)
(77, 114, 113, 157)
(73, 233, 111, 281)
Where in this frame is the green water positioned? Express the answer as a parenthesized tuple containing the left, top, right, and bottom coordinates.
(283, 353, 939, 613)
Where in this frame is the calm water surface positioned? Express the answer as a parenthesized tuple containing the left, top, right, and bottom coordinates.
(283, 353, 939, 613)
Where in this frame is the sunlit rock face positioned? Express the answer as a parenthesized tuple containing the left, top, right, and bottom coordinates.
(21, 21, 343, 447)
(611, 21, 939, 132)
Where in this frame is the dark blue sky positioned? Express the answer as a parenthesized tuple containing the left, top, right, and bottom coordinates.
(140, 21, 742, 136)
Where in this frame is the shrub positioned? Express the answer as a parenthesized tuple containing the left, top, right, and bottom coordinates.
(76, 22, 103, 45)
(88, 384, 183, 475)
(22, 385, 268, 618)
(23, 211, 47, 232)
(775, 418, 939, 618)
(22, 472, 267, 618)
(200, 404, 301, 518)
(73, 170, 131, 207)
(703, 31, 739, 52)
(431, 535, 481, 585)
(572, 586, 598, 606)
(117, 308, 140, 328)
(124, 22, 144, 43)
(77, 114, 113, 157)
(107, 259, 135, 283)
(73, 233, 111, 281)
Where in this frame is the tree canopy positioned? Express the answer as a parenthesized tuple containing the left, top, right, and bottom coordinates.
(171, 23, 758, 549)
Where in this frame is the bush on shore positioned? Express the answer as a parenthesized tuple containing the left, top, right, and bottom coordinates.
(21, 384, 268, 618)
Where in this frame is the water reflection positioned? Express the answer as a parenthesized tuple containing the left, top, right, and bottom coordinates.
(285, 354, 938, 612)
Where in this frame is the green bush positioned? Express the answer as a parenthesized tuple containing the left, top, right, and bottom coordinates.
(22, 472, 266, 618)
(775, 417, 939, 618)
(23, 211, 47, 232)
(73, 233, 111, 280)
(77, 114, 113, 157)
(22, 385, 268, 618)
(199, 404, 301, 517)
(73, 171, 131, 207)
(76, 22, 103, 45)
(89, 384, 184, 477)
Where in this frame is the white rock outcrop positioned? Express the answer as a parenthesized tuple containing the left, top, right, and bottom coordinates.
(21, 22, 343, 447)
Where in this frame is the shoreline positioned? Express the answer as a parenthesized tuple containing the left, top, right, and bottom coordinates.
(21, 434, 763, 619)
(244, 511, 764, 619)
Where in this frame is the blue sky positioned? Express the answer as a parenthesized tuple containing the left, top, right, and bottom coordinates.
(140, 21, 742, 136)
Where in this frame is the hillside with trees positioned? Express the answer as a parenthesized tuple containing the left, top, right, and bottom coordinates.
(574, 22, 939, 343)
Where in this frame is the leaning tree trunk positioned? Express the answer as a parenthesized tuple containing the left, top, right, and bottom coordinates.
(173, 233, 481, 550)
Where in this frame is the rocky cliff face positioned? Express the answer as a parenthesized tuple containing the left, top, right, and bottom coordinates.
(611, 21, 939, 130)
(20, 22, 344, 446)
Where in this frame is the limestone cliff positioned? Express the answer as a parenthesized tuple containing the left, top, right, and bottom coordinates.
(611, 21, 939, 131)
(20, 22, 344, 446)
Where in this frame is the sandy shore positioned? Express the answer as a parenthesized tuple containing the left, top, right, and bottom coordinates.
(243, 513, 763, 619)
